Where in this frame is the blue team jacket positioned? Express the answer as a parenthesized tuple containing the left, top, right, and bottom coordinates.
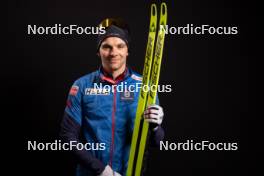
(60, 67, 164, 176)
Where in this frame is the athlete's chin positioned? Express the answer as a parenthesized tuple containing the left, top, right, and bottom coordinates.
(109, 63, 121, 70)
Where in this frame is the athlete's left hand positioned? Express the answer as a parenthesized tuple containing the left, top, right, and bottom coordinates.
(144, 104, 164, 128)
(114, 171, 122, 176)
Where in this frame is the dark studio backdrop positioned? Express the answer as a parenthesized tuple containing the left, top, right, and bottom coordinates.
(7, 0, 256, 175)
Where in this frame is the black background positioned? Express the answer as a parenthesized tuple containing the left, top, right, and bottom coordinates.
(7, 0, 256, 175)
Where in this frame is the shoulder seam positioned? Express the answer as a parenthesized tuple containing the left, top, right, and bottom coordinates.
(131, 74, 142, 81)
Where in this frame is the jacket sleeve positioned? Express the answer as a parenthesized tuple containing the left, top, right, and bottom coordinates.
(60, 82, 105, 175)
(149, 125, 165, 147)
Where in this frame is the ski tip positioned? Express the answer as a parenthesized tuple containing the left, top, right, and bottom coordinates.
(161, 2, 167, 16)
(151, 4, 157, 17)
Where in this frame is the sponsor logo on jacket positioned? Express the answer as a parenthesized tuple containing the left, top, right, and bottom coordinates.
(85, 88, 110, 95)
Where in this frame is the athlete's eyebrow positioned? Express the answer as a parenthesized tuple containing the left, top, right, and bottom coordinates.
(117, 43, 126, 48)
(101, 42, 126, 49)
(101, 43, 112, 49)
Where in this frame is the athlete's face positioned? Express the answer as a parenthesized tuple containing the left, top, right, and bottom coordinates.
(98, 37, 128, 73)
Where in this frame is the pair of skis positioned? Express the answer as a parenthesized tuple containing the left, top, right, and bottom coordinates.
(127, 2, 167, 176)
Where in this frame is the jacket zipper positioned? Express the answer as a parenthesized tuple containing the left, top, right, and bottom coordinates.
(109, 86, 117, 167)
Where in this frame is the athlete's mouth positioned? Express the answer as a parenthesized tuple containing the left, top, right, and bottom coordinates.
(109, 60, 119, 63)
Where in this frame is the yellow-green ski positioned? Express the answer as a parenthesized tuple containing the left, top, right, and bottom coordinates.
(126, 2, 167, 176)
(134, 3, 167, 176)
(126, 3, 157, 176)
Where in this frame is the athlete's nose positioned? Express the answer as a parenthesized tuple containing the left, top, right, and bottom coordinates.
(109, 47, 118, 57)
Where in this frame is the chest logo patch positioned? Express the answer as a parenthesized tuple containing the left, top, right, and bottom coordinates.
(85, 88, 110, 95)
(120, 90, 134, 101)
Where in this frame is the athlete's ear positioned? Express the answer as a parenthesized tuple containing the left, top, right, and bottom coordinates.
(97, 52, 100, 57)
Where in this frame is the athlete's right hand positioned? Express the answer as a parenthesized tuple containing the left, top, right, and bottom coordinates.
(99, 165, 114, 176)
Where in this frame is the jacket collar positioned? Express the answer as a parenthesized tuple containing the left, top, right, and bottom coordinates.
(99, 66, 130, 84)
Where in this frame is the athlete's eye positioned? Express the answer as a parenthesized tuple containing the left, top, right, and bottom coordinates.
(117, 43, 126, 49)
(101, 44, 112, 50)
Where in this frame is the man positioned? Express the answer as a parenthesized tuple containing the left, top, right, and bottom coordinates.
(60, 18, 164, 176)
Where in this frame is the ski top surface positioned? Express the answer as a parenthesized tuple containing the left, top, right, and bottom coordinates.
(135, 2, 167, 176)
(126, 2, 168, 176)
(126, 3, 157, 176)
